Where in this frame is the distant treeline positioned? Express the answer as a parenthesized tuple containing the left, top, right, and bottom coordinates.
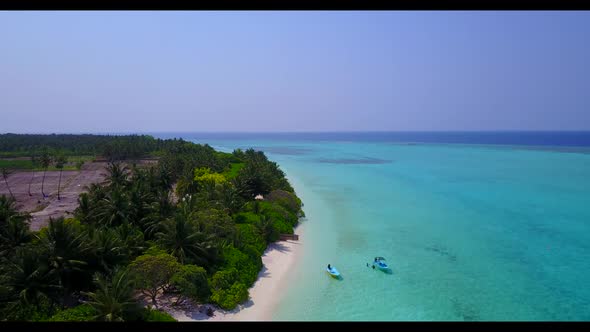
(0, 133, 180, 160)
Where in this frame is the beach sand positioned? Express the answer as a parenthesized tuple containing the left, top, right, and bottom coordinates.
(166, 237, 303, 321)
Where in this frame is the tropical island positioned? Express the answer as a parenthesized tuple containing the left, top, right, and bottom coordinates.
(0, 133, 304, 321)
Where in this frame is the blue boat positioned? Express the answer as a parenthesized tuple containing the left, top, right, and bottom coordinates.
(326, 265, 341, 278)
(373, 257, 389, 271)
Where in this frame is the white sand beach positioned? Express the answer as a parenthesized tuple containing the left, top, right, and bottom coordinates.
(164, 236, 303, 321)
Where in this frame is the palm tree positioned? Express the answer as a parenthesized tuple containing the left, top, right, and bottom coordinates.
(156, 204, 215, 265)
(75, 193, 92, 223)
(36, 217, 90, 304)
(126, 183, 152, 228)
(216, 182, 243, 214)
(234, 161, 271, 199)
(256, 214, 279, 243)
(94, 189, 131, 227)
(84, 183, 108, 205)
(0, 217, 32, 257)
(138, 189, 174, 239)
(1, 247, 62, 308)
(54, 154, 67, 200)
(89, 228, 127, 275)
(176, 167, 199, 197)
(156, 165, 173, 191)
(115, 222, 146, 259)
(0, 195, 29, 227)
(105, 162, 129, 188)
(83, 268, 140, 322)
(27, 155, 37, 197)
(39, 151, 52, 199)
(1, 168, 15, 200)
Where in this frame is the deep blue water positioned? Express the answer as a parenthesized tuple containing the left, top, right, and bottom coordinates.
(151, 131, 590, 149)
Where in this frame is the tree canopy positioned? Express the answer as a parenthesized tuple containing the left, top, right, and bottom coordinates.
(0, 134, 304, 320)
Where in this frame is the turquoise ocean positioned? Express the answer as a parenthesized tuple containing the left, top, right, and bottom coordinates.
(156, 132, 590, 321)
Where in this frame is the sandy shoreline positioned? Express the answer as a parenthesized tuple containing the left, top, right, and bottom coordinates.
(165, 236, 303, 321)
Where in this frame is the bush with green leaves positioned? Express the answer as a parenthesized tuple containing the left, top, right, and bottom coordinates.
(170, 264, 210, 303)
(194, 208, 235, 240)
(142, 308, 177, 322)
(241, 244, 263, 271)
(233, 211, 260, 224)
(221, 246, 260, 286)
(0, 297, 55, 322)
(265, 189, 303, 216)
(143, 244, 169, 256)
(210, 282, 249, 310)
(194, 167, 227, 188)
(210, 268, 239, 291)
(235, 223, 266, 255)
(46, 304, 95, 321)
(272, 218, 293, 235)
(222, 162, 244, 180)
(260, 201, 299, 228)
(242, 201, 298, 229)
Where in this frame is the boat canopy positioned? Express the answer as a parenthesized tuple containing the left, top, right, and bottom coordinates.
(375, 257, 386, 261)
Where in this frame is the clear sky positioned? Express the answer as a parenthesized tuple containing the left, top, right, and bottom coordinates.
(1, 11, 589, 133)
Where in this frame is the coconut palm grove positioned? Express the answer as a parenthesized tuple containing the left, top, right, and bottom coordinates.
(0, 134, 303, 321)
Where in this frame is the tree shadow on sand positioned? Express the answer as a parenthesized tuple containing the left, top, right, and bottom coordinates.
(268, 241, 296, 254)
(257, 265, 270, 278)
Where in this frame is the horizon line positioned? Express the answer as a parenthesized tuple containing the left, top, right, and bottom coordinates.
(3, 129, 590, 135)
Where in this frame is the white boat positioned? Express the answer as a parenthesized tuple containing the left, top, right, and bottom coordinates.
(326, 266, 341, 278)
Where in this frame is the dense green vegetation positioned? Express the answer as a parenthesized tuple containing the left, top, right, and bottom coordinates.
(0, 133, 184, 160)
(0, 134, 303, 321)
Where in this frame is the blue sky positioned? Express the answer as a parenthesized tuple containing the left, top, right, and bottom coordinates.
(1, 11, 589, 133)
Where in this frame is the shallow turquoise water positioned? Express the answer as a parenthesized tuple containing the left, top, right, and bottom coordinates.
(187, 138, 590, 321)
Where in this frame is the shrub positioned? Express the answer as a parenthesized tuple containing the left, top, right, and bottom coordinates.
(195, 208, 234, 239)
(3, 299, 54, 321)
(265, 190, 303, 215)
(210, 282, 249, 310)
(233, 212, 260, 224)
(244, 201, 298, 228)
(221, 246, 260, 286)
(272, 218, 293, 235)
(262, 202, 298, 228)
(222, 162, 245, 180)
(46, 304, 95, 321)
(236, 223, 266, 254)
(170, 265, 210, 302)
(143, 244, 169, 256)
(143, 308, 177, 322)
(242, 244, 263, 270)
(210, 268, 238, 290)
(194, 167, 227, 185)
